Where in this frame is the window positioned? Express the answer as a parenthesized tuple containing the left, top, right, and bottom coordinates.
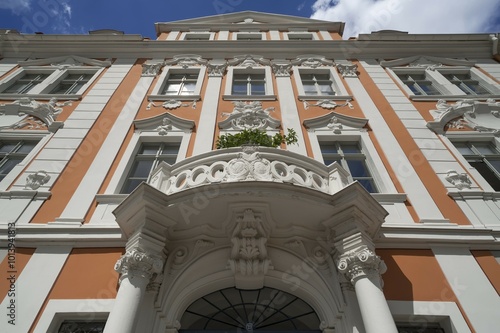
(235, 32, 264, 40)
(453, 141, 500, 190)
(319, 141, 378, 193)
(396, 323, 445, 333)
(440, 72, 490, 95)
(57, 320, 106, 333)
(232, 73, 265, 95)
(183, 33, 211, 40)
(180, 287, 321, 332)
(294, 67, 349, 99)
(286, 32, 315, 40)
(397, 73, 440, 96)
(389, 67, 500, 99)
(224, 67, 274, 100)
(150, 67, 205, 100)
(0, 68, 100, 97)
(0, 140, 38, 181)
(161, 73, 198, 95)
(121, 142, 180, 194)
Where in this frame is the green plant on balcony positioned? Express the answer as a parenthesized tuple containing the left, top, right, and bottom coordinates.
(216, 128, 298, 149)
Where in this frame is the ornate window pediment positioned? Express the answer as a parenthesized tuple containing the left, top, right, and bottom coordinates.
(219, 101, 280, 131)
(19, 55, 111, 69)
(134, 112, 195, 134)
(303, 111, 368, 133)
(427, 99, 500, 135)
(291, 54, 334, 68)
(380, 55, 475, 69)
(227, 54, 271, 68)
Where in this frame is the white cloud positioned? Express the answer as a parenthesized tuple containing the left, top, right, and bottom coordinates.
(0, 0, 31, 14)
(311, 0, 500, 39)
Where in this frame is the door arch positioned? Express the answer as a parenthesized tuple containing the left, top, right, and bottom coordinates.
(179, 286, 322, 332)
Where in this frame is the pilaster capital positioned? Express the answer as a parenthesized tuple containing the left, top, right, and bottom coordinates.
(336, 63, 358, 78)
(115, 248, 165, 283)
(207, 61, 227, 77)
(271, 62, 292, 77)
(142, 62, 164, 77)
(337, 247, 386, 285)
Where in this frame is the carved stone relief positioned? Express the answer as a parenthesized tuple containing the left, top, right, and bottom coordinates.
(219, 101, 280, 130)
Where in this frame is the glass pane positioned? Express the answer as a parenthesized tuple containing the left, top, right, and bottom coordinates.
(346, 160, 370, 177)
(232, 82, 248, 95)
(160, 144, 180, 155)
(58, 320, 106, 333)
(251, 82, 265, 95)
(454, 143, 475, 155)
(356, 179, 377, 193)
(473, 143, 497, 155)
(122, 178, 144, 194)
(303, 83, 317, 95)
(339, 143, 361, 154)
(140, 144, 161, 155)
(470, 161, 500, 191)
(0, 158, 22, 177)
(181, 82, 196, 94)
(419, 83, 439, 95)
(129, 160, 154, 178)
(407, 83, 422, 95)
(319, 83, 334, 95)
(486, 159, 500, 174)
(0, 142, 18, 153)
(16, 141, 37, 154)
(163, 82, 181, 94)
(319, 143, 338, 154)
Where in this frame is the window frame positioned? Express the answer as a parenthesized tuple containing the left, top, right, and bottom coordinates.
(388, 66, 500, 101)
(223, 66, 275, 101)
(293, 67, 350, 100)
(232, 32, 266, 40)
(284, 32, 317, 40)
(180, 32, 215, 40)
(0, 131, 48, 191)
(0, 66, 103, 100)
(106, 131, 190, 194)
(444, 133, 500, 192)
(309, 130, 396, 194)
(149, 66, 206, 101)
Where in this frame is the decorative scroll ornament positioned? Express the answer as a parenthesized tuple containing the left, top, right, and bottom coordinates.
(291, 55, 334, 68)
(303, 99, 354, 110)
(0, 97, 69, 130)
(228, 209, 271, 276)
(228, 55, 271, 68)
(336, 63, 358, 77)
(337, 248, 386, 285)
(428, 99, 500, 135)
(327, 116, 343, 134)
(207, 61, 227, 77)
(147, 100, 196, 110)
(164, 54, 208, 68)
(156, 118, 173, 135)
(24, 170, 50, 190)
(142, 62, 164, 77)
(445, 170, 472, 190)
(219, 101, 280, 130)
(271, 62, 292, 77)
(408, 56, 443, 70)
(226, 148, 273, 182)
(114, 248, 165, 282)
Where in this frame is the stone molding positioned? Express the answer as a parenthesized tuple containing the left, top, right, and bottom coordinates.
(219, 101, 280, 130)
(142, 62, 164, 77)
(24, 170, 51, 190)
(291, 55, 334, 68)
(445, 170, 472, 190)
(228, 54, 271, 68)
(114, 248, 165, 283)
(337, 247, 386, 285)
(271, 62, 292, 77)
(207, 61, 227, 77)
(336, 63, 358, 77)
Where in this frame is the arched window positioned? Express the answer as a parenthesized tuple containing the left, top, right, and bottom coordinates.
(180, 287, 321, 332)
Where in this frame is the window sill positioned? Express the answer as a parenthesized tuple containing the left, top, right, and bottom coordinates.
(148, 94, 201, 101)
(298, 94, 353, 101)
(0, 94, 82, 101)
(222, 95, 277, 101)
(409, 94, 500, 101)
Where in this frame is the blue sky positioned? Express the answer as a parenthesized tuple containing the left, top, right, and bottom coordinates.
(0, 0, 499, 39)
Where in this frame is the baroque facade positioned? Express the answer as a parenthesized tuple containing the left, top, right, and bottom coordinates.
(0, 11, 499, 333)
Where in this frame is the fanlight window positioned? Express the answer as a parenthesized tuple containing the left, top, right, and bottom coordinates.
(180, 287, 321, 332)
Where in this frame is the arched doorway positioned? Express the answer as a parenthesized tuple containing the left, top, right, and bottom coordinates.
(179, 287, 322, 332)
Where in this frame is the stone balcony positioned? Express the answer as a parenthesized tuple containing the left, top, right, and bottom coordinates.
(148, 145, 352, 196)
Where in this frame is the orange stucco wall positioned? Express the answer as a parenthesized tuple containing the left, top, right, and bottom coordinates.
(0, 248, 35, 300)
(471, 250, 500, 295)
(356, 61, 472, 225)
(31, 60, 144, 223)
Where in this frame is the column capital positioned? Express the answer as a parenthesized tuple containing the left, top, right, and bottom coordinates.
(271, 62, 292, 77)
(115, 248, 165, 282)
(142, 62, 164, 77)
(337, 247, 386, 285)
(207, 61, 227, 77)
(336, 63, 358, 78)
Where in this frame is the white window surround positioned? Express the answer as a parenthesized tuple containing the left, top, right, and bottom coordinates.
(0, 131, 50, 191)
(309, 130, 396, 194)
(293, 66, 351, 100)
(149, 66, 206, 101)
(232, 32, 266, 40)
(388, 300, 471, 333)
(387, 66, 500, 101)
(105, 131, 190, 194)
(0, 66, 104, 100)
(180, 32, 215, 40)
(223, 66, 275, 100)
(441, 132, 500, 192)
(33, 299, 113, 333)
(284, 32, 317, 40)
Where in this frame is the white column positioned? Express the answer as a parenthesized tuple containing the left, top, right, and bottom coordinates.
(103, 249, 164, 333)
(273, 62, 307, 155)
(192, 61, 225, 155)
(337, 248, 398, 333)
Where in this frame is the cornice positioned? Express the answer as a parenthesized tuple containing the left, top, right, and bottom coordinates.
(0, 39, 494, 60)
